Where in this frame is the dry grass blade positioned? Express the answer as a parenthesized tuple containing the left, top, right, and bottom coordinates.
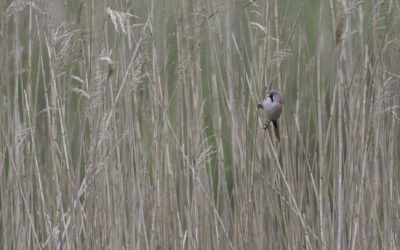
(0, 0, 399, 249)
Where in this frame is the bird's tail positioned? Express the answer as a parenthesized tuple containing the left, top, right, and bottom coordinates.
(272, 120, 280, 141)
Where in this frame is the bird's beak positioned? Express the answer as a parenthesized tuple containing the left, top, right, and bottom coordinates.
(257, 104, 263, 109)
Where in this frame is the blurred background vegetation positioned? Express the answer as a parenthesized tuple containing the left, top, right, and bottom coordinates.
(1, 0, 399, 249)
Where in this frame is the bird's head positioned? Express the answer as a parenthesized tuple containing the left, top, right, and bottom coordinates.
(268, 90, 282, 103)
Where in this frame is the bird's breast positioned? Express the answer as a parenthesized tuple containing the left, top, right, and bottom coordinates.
(261, 99, 282, 120)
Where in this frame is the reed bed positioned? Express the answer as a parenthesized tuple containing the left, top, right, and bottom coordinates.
(1, 0, 399, 249)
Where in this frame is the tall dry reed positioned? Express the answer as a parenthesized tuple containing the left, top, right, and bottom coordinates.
(0, 0, 399, 249)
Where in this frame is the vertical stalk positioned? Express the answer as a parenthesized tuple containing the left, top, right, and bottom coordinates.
(316, 1, 325, 249)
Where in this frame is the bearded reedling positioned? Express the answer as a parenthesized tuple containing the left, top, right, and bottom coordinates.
(257, 90, 283, 141)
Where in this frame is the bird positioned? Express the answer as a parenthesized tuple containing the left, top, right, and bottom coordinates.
(257, 89, 283, 141)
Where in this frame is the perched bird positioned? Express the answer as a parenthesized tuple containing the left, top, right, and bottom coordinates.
(257, 90, 283, 141)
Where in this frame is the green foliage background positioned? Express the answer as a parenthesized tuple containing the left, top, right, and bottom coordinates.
(1, 0, 399, 249)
